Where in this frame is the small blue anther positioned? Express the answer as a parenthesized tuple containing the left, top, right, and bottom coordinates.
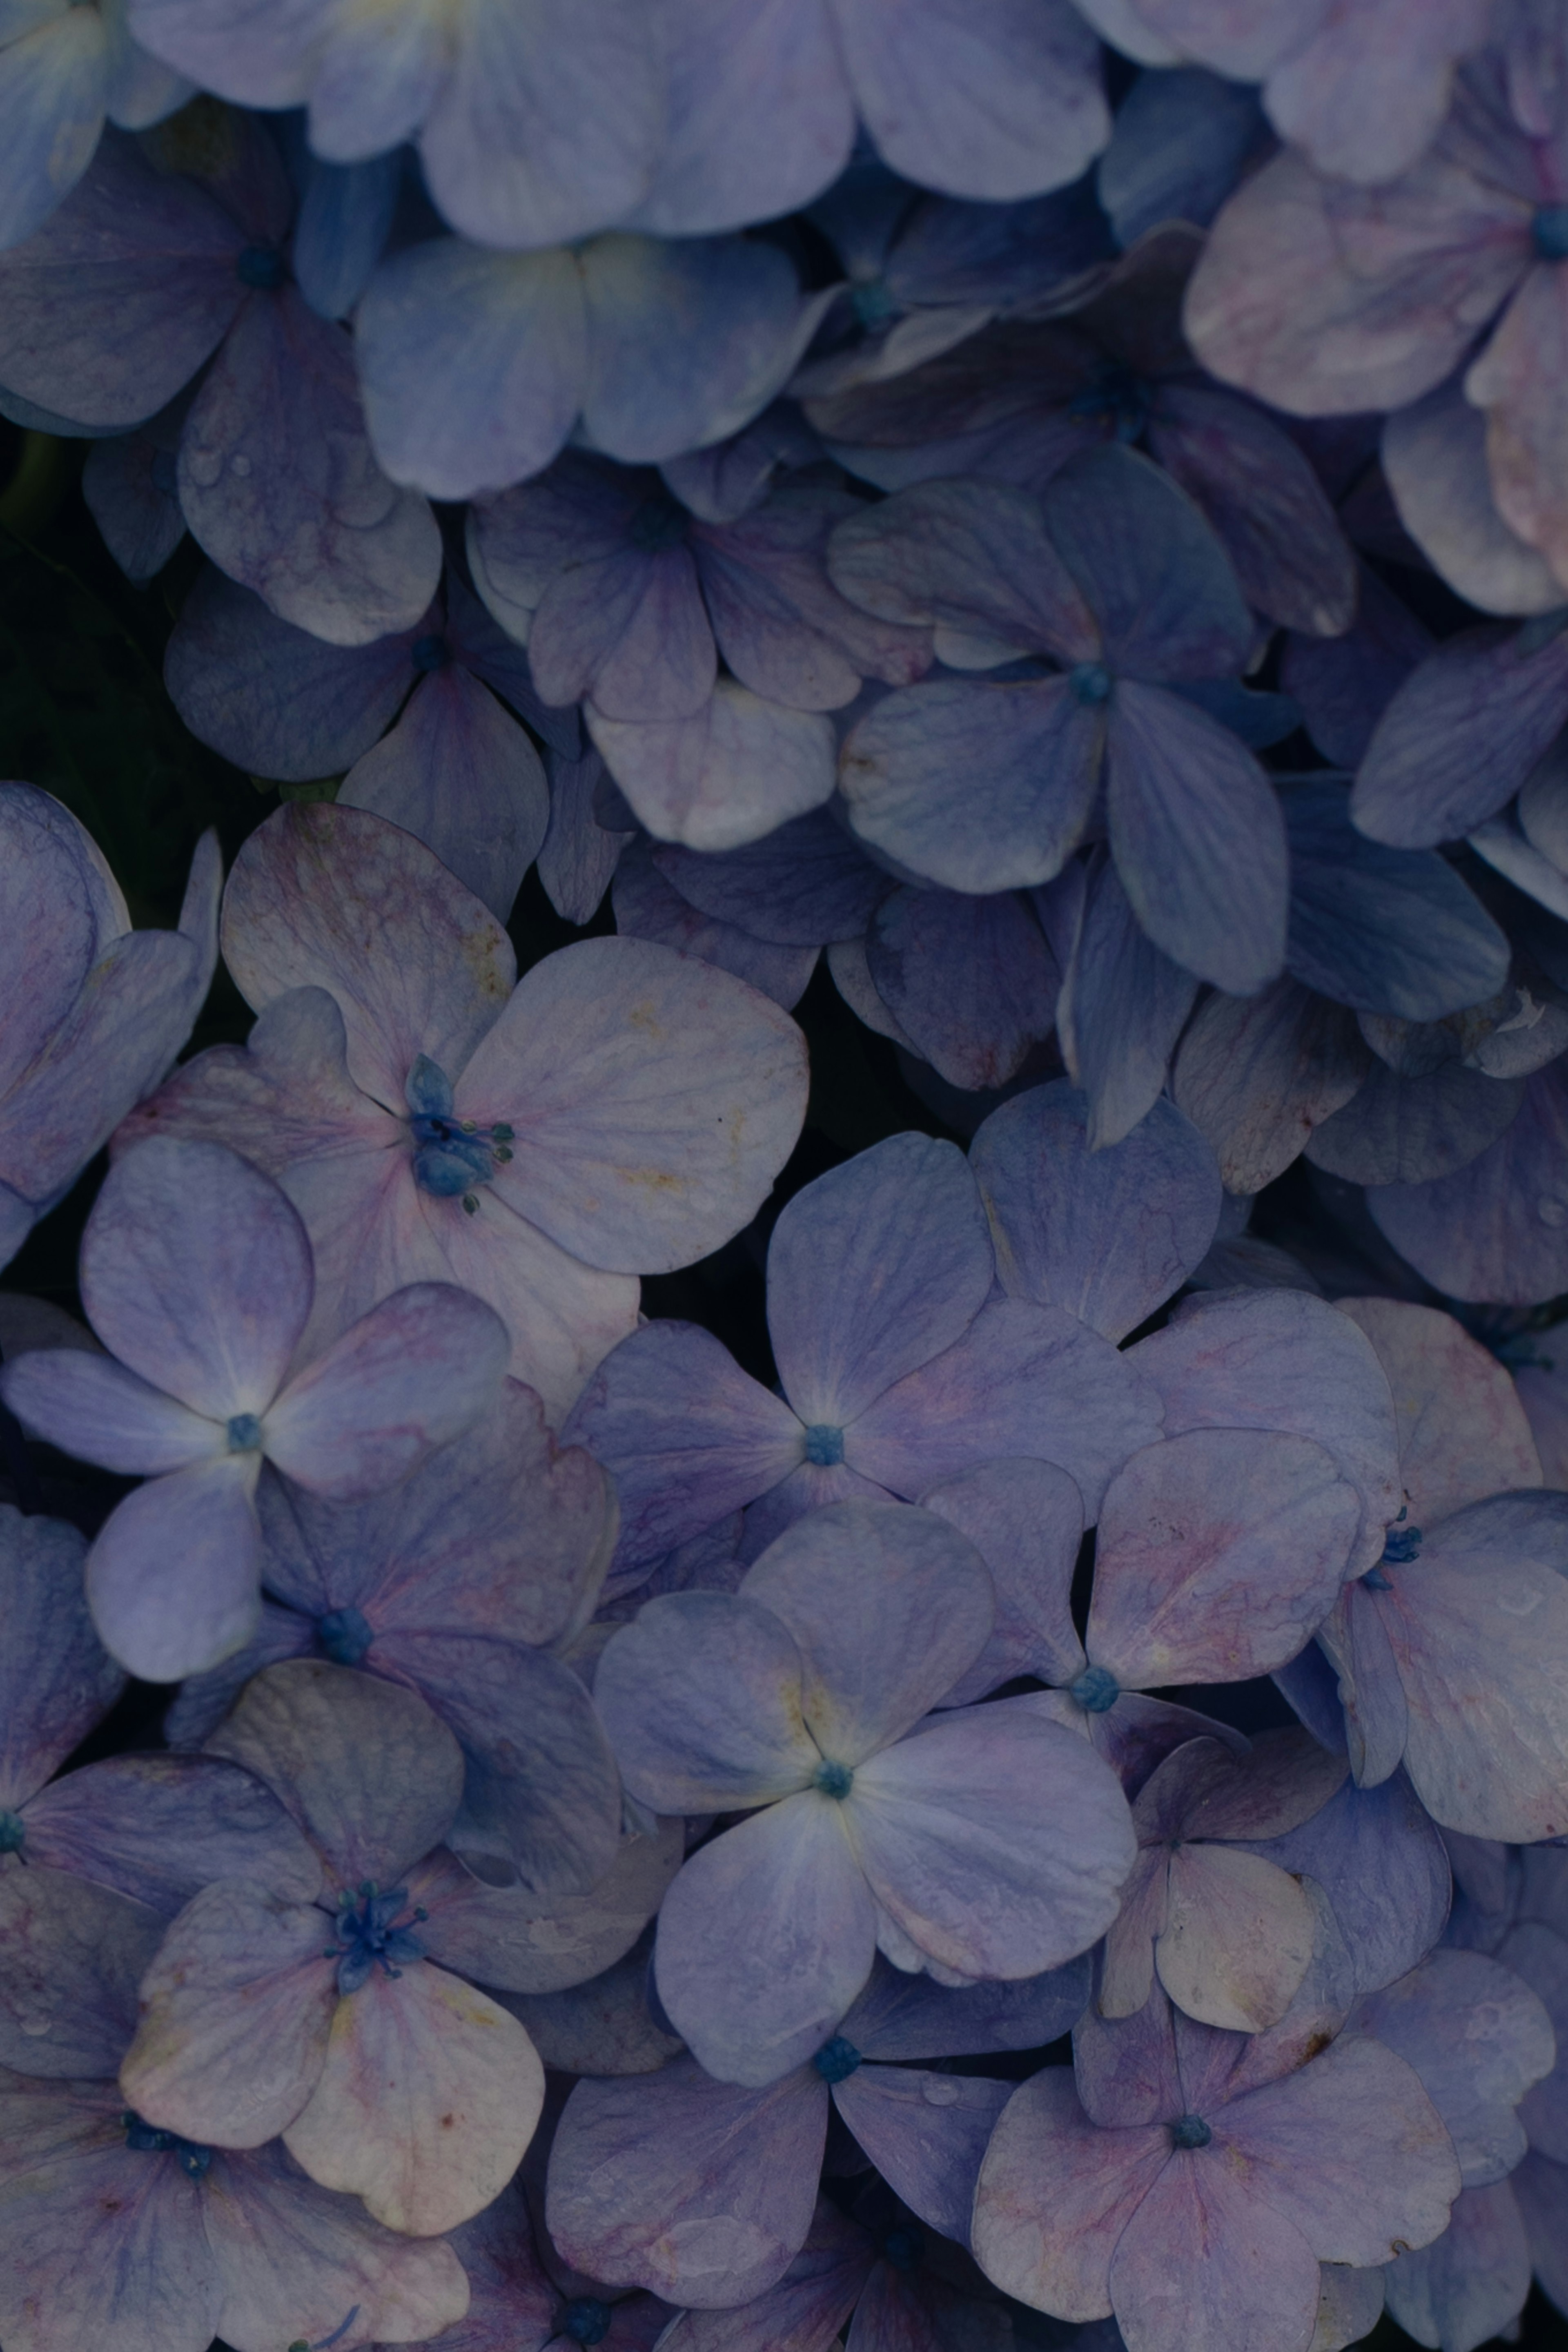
(628, 495, 689, 554)
(1069, 661, 1113, 706)
(123, 2111, 213, 2175)
(851, 277, 898, 329)
(1534, 205, 1568, 259)
(316, 1606, 374, 1666)
(1070, 1664, 1120, 1713)
(813, 2035, 863, 2084)
(410, 633, 451, 673)
(816, 1759, 854, 1799)
(561, 2298, 613, 2345)
(881, 2224, 926, 2272)
(1170, 2112, 1212, 2150)
(0, 1809, 24, 1854)
(804, 1422, 845, 1467)
(236, 244, 287, 290)
(225, 1412, 263, 1453)
(1381, 1524, 1423, 1565)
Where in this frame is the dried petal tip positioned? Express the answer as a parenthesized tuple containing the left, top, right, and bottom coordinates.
(1069, 1664, 1120, 1713)
(803, 1422, 846, 1466)
(1534, 207, 1568, 261)
(813, 2035, 863, 2083)
(1169, 2112, 1212, 2150)
(815, 1759, 854, 1799)
(0, 1810, 23, 1854)
(561, 2300, 614, 2346)
(226, 1413, 263, 1452)
(316, 1605, 374, 1666)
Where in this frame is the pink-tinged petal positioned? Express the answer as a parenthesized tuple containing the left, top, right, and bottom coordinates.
(1157, 1844, 1318, 2033)
(1221, 2033, 1460, 2263)
(1184, 143, 1529, 419)
(972, 1079, 1220, 1344)
(741, 1500, 994, 1763)
(847, 1708, 1135, 1982)
(588, 682, 837, 852)
(458, 933, 807, 1273)
(21, 1752, 320, 1916)
(0, 128, 243, 429)
(1383, 375, 1567, 618)
(1270, 0, 1492, 186)
(1178, 1727, 1348, 1844)
(1336, 1297, 1543, 1523)
(835, 2065, 1011, 2244)
(1384, 2178, 1533, 2352)
(207, 1660, 463, 1891)
(613, 837, 817, 1011)
(1087, 1429, 1362, 1689)
(546, 2059, 827, 2307)
(1375, 1492, 1568, 1840)
(0, 1348, 221, 1474)
(1131, 1290, 1402, 1578)
(972, 2067, 1169, 2319)
(1106, 680, 1288, 997)
(1353, 1946, 1555, 2188)
(0, 2076, 217, 2352)
(1107, 2143, 1322, 2352)
(283, 1961, 543, 2235)
(1368, 1061, 1568, 1304)
(0, 1865, 163, 2076)
(209, 2136, 470, 2352)
(1077, 1690, 1248, 1799)
(867, 884, 1058, 1092)
(79, 1135, 311, 1416)
(654, 1793, 878, 2087)
(119, 1879, 334, 2145)
(849, 1298, 1164, 1523)
(413, 1817, 683, 1998)
(263, 1281, 508, 1500)
(1318, 1584, 1410, 1790)
(836, 0, 1109, 203)
(768, 1133, 994, 1429)
(85, 1452, 263, 1683)
(0, 1503, 116, 1808)
(1074, 1979, 1185, 2127)
(593, 1587, 819, 1812)
(220, 802, 517, 1109)
(1467, 263, 1568, 590)
(921, 1458, 1086, 1703)
(340, 665, 549, 926)
(1353, 623, 1568, 850)
(1172, 979, 1372, 1196)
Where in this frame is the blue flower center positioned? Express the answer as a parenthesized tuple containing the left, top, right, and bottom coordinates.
(1534, 205, 1568, 259)
(1170, 2112, 1212, 2150)
(1068, 361, 1150, 442)
(405, 1055, 514, 1207)
(1380, 1524, 1423, 1565)
(813, 2035, 863, 2083)
(327, 1881, 427, 1995)
(122, 2110, 213, 2177)
(1069, 1664, 1120, 1713)
(881, 2224, 926, 2272)
(561, 2300, 614, 2346)
(851, 276, 899, 329)
(1069, 661, 1113, 706)
(803, 1422, 845, 1467)
(225, 1412, 263, 1453)
(410, 633, 451, 673)
(0, 1809, 24, 1854)
(316, 1606, 373, 1667)
(628, 495, 689, 554)
(236, 244, 287, 290)
(815, 1759, 854, 1799)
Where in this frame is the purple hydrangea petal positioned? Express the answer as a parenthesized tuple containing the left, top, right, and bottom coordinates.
(596, 1590, 819, 1814)
(843, 1947, 1091, 2060)
(0, 9, 109, 253)
(1156, 1841, 1319, 2033)
(1382, 374, 1567, 618)
(84, 1454, 264, 1683)
(20, 1752, 320, 1916)
(1318, 1582, 1410, 1791)
(1245, 1770, 1451, 1999)
(1355, 620, 1568, 851)
(81, 401, 188, 582)
(1367, 1061, 1568, 1303)
(833, 2065, 1010, 2243)
(499, 1940, 683, 2078)
(1384, 2178, 1534, 2352)
(972, 1077, 1221, 1344)
(653, 2196, 870, 2352)
(0, 1349, 216, 1477)
(1043, 443, 1256, 682)
(1466, 255, 1568, 595)
(588, 682, 838, 851)
(1503, 1919, 1568, 2161)
(920, 1457, 1086, 1703)
(865, 884, 1058, 1093)
(827, 475, 1099, 662)
(652, 808, 889, 946)
(1173, 979, 1370, 1195)
(1058, 856, 1199, 1151)
(1283, 559, 1434, 770)
(1307, 1050, 1525, 1190)
(613, 838, 817, 1010)
(1337, 1296, 1543, 1524)
(413, 1817, 683, 1998)
(0, 1864, 163, 2077)
(972, 2067, 1169, 2320)
(1352, 1947, 1555, 2188)
(0, 1503, 117, 1808)
(1108, 2138, 1323, 2352)
(1096, 65, 1262, 246)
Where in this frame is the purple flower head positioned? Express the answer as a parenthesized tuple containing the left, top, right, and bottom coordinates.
(0, 1864, 468, 2352)
(0, 1135, 509, 1680)
(972, 1975, 1462, 2352)
(0, 113, 441, 644)
(165, 562, 578, 920)
(825, 444, 1290, 991)
(163, 1377, 623, 1900)
(0, 0, 190, 250)
(593, 1498, 1136, 2087)
(806, 227, 1357, 641)
(117, 801, 808, 1415)
(547, 1948, 1090, 2306)
(118, 1659, 561, 2235)
(1186, 18, 1568, 601)
(564, 1126, 1166, 1590)
(0, 784, 218, 1271)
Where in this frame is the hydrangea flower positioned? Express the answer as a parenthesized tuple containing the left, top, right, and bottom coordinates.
(0, 1864, 468, 2352)
(116, 802, 808, 1413)
(164, 563, 576, 920)
(0, 783, 218, 1272)
(0, 1136, 509, 1680)
(564, 1127, 1165, 1589)
(824, 446, 1290, 990)
(595, 1499, 1136, 2085)
(163, 1378, 623, 1899)
(0, 0, 189, 250)
(547, 1948, 1090, 2305)
(971, 1977, 1461, 2352)
(119, 1660, 557, 2235)
(0, 114, 442, 645)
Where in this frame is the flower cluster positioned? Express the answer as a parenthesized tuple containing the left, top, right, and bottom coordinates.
(7, 3, 1568, 2349)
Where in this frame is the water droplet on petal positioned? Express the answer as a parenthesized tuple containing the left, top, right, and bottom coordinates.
(229, 453, 252, 478)
(1539, 1196, 1568, 1228)
(921, 2076, 961, 2105)
(185, 447, 222, 488)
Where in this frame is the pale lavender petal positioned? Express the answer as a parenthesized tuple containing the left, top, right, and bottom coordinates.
(866, 884, 1058, 1092)
(0, 1864, 162, 2076)
(587, 683, 837, 852)
(1384, 2179, 1533, 2352)
(0, 10, 107, 252)
(972, 2067, 1169, 2320)
(655, 2197, 868, 2351)
(0, 1503, 116, 1807)
(920, 1457, 1086, 1703)
(85, 1453, 263, 1683)
(1352, 1947, 1554, 2189)
(497, 1938, 682, 2077)
(412, 1817, 683, 1996)
(833, 2065, 1011, 2243)
(1383, 374, 1567, 619)
(1245, 1770, 1451, 1998)
(1107, 2144, 1322, 2352)
(20, 1752, 320, 1915)
(1157, 1843, 1319, 2032)
(1318, 1584, 1410, 1791)
(1352, 623, 1568, 850)
(1171, 979, 1371, 1194)
(1336, 1295, 1543, 1524)
(0, 1348, 221, 1474)
(612, 838, 817, 1010)
(592, 1590, 820, 1813)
